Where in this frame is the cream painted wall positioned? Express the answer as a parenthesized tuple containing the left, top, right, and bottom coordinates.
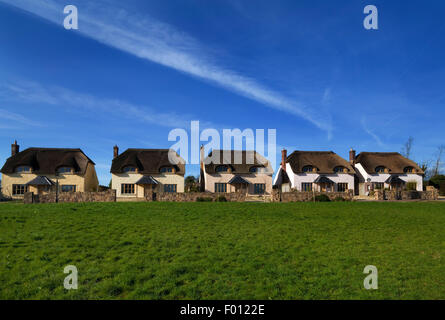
(112, 173, 185, 198)
(1, 171, 91, 199)
(204, 172, 273, 194)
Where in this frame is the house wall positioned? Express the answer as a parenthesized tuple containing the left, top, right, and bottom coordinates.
(204, 172, 273, 194)
(1, 172, 88, 199)
(112, 173, 185, 198)
(354, 163, 423, 195)
(290, 172, 355, 192)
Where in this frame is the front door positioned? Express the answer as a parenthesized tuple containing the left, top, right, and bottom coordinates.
(320, 183, 332, 192)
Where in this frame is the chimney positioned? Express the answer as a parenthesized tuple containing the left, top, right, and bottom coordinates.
(200, 145, 205, 169)
(281, 148, 287, 171)
(349, 148, 356, 164)
(11, 140, 19, 156)
(113, 145, 119, 159)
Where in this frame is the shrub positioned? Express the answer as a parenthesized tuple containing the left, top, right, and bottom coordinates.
(196, 197, 213, 202)
(216, 196, 227, 202)
(440, 181, 445, 196)
(333, 196, 346, 202)
(314, 194, 330, 202)
(429, 175, 445, 189)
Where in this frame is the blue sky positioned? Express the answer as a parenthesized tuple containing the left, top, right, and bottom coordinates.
(0, 0, 444, 185)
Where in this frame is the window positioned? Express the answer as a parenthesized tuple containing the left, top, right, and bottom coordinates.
(123, 166, 137, 173)
(215, 183, 227, 193)
(249, 166, 266, 173)
(404, 167, 415, 173)
(375, 166, 386, 173)
(374, 182, 384, 190)
(15, 166, 31, 173)
(254, 183, 266, 194)
(301, 183, 312, 192)
(160, 167, 173, 173)
(334, 167, 346, 173)
(337, 183, 348, 192)
(302, 166, 315, 173)
(163, 184, 177, 193)
(57, 167, 73, 174)
(215, 165, 229, 173)
(12, 184, 28, 195)
(121, 184, 135, 194)
(61, 185, 76, 192)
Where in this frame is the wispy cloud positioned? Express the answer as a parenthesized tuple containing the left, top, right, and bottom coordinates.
(0, 0, 333, 136)
(361, 117, 385, 147)
(0, 80, 210, 129)
(0, 108, 43, 127)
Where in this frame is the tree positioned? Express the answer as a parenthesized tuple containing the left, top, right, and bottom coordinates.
(401, 136, 414, 159)
(418, 160, 431, 181)
(432, 145, 445, 177)
(185, 175, 199, 192)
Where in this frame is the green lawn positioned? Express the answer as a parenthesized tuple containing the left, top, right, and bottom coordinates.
(0, 201, 444, 300)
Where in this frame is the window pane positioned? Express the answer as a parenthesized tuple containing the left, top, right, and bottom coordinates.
(164, 184, 177, 193)
(61, 185, 76, 192)
(121, 184, 135, 194)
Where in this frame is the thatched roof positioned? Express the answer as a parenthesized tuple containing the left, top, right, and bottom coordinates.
(0, 148, 94, 175)
(111, 149, 185, 175)
(204, 150, 273, 174)
(355, 152, 423, 175)
(287, 151, 355, 174)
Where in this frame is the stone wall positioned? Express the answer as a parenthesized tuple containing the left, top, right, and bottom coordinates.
(374, 189, 439, 201)
(24, 190, 116, 204)
(152, 192, 247, 202)
(271, 189, 354, 202)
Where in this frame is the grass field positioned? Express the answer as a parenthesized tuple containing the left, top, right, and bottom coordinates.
(0, 201, 444, 300)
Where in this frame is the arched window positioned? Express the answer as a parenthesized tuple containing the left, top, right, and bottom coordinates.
(215, 165, 229, 173)
(15, 166, 31, 173)
(249, 166, 266, 173)
(334, 166, 346, 173)
(375, 166, 386, 173)
(57, 167, 73, 174)
(160, 167, 174, 173)
(123, 166, 137, 173)
(302, 165, 315, 173)
(404, 167, 415, 173)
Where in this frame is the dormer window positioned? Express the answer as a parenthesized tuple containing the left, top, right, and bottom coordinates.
(334, 166, 347, 173)
(215, 165, 229, 173)
(57, 167, 73, 174)
(249, 166, 267, 173)
(15, 166, 31, 173)
(404, 167, 415, 173)
(160, 167, 174, 173)
(375, 166, 387, 174)
(123, 166, 137, 173)
(302, 165, 316, 173)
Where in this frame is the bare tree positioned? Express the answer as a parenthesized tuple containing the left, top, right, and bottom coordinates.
(432, 145, 445, 177)
(418, 160, 431, 180)
(401, 136, 414, 159)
